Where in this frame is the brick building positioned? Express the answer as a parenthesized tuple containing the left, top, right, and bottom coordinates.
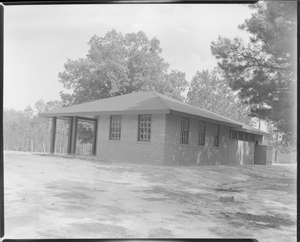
(39, 91, 269, 166)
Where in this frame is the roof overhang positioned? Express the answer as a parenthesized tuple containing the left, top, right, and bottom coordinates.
(230, 127, 270, 136)
(40, 108, 269, 136)
(169, 110, 243, 129)
(38, 109, 170, 118)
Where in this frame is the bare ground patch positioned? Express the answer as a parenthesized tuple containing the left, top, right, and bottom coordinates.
(219, 211, 296, 229)
(4, 152, 297, 240)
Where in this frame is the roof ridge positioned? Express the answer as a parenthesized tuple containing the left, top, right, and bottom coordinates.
(151, 91, 170, 111)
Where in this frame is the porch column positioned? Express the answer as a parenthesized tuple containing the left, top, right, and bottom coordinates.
(70, 116, 78, 155)
(67, 117, 73, 155)
(50, 117, 57, 154)
(92, 119, 98, 156)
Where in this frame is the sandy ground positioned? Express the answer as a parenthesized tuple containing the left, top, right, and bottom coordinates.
(3, 151, 297, 241)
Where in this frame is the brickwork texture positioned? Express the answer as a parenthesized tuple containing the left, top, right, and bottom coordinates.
(96, 114, 166, 165)
(96, 113, 262, 166)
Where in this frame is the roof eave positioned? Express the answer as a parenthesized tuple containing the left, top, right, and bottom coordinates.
(38, 109, 170, 118)
(230, 127, 270, 136)
(169, 110, 243, 129)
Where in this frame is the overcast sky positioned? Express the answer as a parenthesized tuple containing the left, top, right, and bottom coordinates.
(4, 3, 255, 111)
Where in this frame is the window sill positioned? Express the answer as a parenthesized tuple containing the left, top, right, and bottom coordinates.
(180, 143, 189, 147)
(137, 141, 151, 144)
(109, 139, 121, 142)
(198, 144, 206, 147)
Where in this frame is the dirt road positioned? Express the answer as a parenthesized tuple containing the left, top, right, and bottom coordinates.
(4, 151, 297, 241)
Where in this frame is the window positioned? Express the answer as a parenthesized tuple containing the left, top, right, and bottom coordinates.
(213, 124, 219, 147)
(250, 133, 255, 142)
(231, 130, 238, 140)
(198, 121, 205, 146)
(231, 131, 253, 142)
(238, 131, 244, 141)
(110, 115, 122, 140)
(180, 118, 189, 144)
(138, 115, 151, 141)
(244, 132, 249, 141)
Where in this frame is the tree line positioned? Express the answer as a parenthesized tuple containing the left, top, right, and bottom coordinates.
(3, 100, 94, 154)
(4, 1, 296, 153)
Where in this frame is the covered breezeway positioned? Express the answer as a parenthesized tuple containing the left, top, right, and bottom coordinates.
(49, 116, 98, 156)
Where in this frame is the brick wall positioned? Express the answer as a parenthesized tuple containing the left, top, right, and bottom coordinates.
(96, 114, 166, 165)
(163, 114, 256, 166)
(164, 114, 231, 165)
(95, 112, 259, 166)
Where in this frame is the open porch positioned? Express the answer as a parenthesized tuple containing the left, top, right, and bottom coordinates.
(49, 116, 98, 155)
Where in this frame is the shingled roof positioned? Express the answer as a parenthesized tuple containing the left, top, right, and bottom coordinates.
(39, 91, 268, 135)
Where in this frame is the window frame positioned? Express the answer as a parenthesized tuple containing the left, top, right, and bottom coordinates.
(238, 131, 244, 141)
(198, 121, 206, 146)
(250, 133, 255, 142)
(244, 132, 249, 142)
(109, 115, 122, 140)
(180, 118, 189, 144)
(231, 130, 238, 140)
(138, 115, 152, 142)
(213, 124, 220, 147)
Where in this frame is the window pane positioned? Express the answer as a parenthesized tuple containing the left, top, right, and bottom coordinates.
(199, 122, 204, 133)
(213, 125, 219, 135)
(139, 115, 151, 141)
(238, 131, 243, 140)
(180, 119, 189, 144)
(198, 122, 205, 145)
(110, 116, 121, 139)
(199, 133, 204, 145)
(213, 124, 219, 146)
(232, 130, 237, 139)
(244, 132, 249, 141)
(250, 134, 255, 142)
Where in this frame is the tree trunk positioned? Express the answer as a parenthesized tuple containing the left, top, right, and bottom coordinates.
(43, 140, 46, 153)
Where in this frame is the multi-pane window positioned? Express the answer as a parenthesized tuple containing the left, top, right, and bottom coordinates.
(250, 133, 255, 142)
(231, 130, 238, 140)
(198, 121, 205, 146)
(110, 115, 122, 140)
(238, 131, 244, 141)
(244, 132, 249, 141)
(230, 130, 256, 143)
(138, 115, 151, 141)
(213, 124, 219, 147)
(180, 118, 189, 144)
